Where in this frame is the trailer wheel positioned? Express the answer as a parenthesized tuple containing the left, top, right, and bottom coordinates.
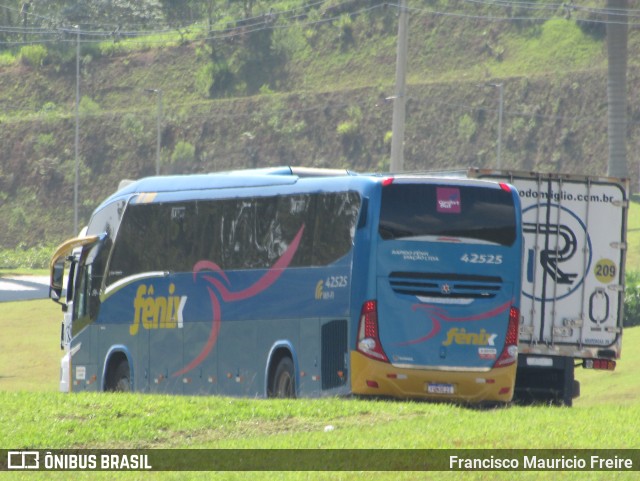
(270, 357, 296, 399)
(107, 359, 131, 392)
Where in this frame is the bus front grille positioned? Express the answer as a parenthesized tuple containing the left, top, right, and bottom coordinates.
(388, 272, 502, 300)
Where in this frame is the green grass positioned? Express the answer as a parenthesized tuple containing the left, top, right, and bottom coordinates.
(0, 300, 60, 392)
(3, 392, 638, 449)
(1, 300, 639, 480)
(98, 27, 206, 56)
(494, 18, 603, 77)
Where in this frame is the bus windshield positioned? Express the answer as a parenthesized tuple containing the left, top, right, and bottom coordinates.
(379, 181, 517, 246)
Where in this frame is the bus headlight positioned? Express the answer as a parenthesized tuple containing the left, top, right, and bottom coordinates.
(60, 351, 71, 393)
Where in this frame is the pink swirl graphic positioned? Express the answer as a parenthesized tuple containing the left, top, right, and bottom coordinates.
(172, 225, 305, 377)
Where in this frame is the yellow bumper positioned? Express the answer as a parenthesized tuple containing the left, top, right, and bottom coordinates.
(350, 351, 516, 403)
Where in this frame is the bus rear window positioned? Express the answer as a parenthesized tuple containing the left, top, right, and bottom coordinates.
(379, 182, 516, 246)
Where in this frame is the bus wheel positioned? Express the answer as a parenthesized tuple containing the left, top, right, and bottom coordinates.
(271, 357, 296, 399)
(107, 359, 131, 392)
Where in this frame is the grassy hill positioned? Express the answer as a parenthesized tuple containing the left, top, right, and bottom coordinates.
(0, 1, 639, 250)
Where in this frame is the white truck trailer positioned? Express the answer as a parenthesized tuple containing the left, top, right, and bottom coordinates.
(468, 169, 629, 406)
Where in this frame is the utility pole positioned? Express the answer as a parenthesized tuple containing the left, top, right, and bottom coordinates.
(156, 89, 162, 175)
(389, 0, 408, 172)
(480, 82, 504, 169)
(145, 89, 163, 176)
(74, 25, 80, 235)
(606, 0, 628, 179)
(496, 82, 504, 169)
(21, 3, 30, 43)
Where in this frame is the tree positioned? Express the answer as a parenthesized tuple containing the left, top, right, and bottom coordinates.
(159, 0, 200, 27)
(0, 3, 16, 44)
(606, 0, 628, 179)
(28, 0, 163, 29)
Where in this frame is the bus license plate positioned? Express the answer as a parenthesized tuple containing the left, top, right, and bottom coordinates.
(427, 383, 455, 394)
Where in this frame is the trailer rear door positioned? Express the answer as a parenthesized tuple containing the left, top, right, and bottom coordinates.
(469, 169, 628, 359)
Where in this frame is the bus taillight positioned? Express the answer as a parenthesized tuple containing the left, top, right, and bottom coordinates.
(356, 300, 389, 362)
(494, 306, 519, 368)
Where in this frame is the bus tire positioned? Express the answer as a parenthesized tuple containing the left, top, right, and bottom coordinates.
(270, 357, 296, 399)
(107, 359, 131, 392)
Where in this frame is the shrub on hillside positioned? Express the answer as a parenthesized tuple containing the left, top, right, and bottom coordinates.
(624, 270, 640, 327)
(0, 244, 54, 270)
(19, 44, 48, 67)
(0, 51, 16, 66)
(336, 105, 362, 139)
(196, 59, 236, 98)
(170, 141, 196, 173)
(39, 102, 58, 117)
(336, 120, 358, 138)
(195, 62, 215, 98)
(79, 96, 101, 116)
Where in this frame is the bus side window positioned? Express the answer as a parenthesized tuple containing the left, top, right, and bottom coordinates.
(67, 258, 77, 303)
(222, 200, 254, 269)
(254, 197, 279, 265)
(197, 201, 223, 268)
(312, 192, 360, 265)
(73, 264, 89, 320)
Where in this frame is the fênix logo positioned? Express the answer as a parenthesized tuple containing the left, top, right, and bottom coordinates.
(129, 283, 187, 336)
(7, 451, 39, 470)
(442, 328, 497, 347)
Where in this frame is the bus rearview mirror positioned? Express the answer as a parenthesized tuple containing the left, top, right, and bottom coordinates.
(50, 260, 64, 301)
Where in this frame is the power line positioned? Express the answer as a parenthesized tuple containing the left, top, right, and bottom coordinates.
(26, 3, 386, 47)
(0, 0, 345, 32)
(460, 0, 640, 17)
(1, 0, 640, 48)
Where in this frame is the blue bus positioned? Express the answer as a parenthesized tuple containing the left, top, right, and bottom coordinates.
(49, 167, 522, 402)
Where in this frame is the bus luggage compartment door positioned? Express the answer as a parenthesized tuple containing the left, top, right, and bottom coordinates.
(321, 320, 348, 390)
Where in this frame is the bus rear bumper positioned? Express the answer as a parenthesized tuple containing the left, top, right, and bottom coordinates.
(350, 351, 516, 404)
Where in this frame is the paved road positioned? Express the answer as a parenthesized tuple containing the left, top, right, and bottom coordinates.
(0, 276, 51, 302)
